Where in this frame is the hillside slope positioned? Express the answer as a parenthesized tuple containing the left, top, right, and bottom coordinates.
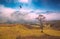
(0, 24, 60, 39)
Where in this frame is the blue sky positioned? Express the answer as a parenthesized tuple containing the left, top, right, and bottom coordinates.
(0, 0, 60, 11)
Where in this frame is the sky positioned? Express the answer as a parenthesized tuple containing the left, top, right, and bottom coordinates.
(0, 0, 60, 23)
(0, 0, 60, 11)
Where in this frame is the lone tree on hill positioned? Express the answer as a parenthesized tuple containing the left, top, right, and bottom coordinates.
(36, 15, 46, 33)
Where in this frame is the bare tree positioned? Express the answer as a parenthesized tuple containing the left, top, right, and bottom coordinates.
(36, 15, 45, 33)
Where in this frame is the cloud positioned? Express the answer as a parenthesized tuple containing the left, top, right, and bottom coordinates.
(34, 9, 46, 13)
(0, 5, 60, 23)
(0, 5, 16, 17)
(0, 5, 38, 23)
(0, 5, 16, 23)
(42, 13, 60, 20)
(18, 0, 29, 3)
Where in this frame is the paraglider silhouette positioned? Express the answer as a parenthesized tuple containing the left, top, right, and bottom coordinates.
(20, 5, 22, 8)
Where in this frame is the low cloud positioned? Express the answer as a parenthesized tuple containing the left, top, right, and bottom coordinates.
(42, 13, 60, 20)
(0, 5, 60, 23)
(0, 5, 38, 23)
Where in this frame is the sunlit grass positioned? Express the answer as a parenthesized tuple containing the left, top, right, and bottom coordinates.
(0, 24, 60, 39)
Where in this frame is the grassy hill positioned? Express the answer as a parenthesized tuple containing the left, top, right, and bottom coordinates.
(0, 24, 60, 39)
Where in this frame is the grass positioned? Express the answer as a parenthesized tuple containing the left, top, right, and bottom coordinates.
(0, 24, 60, 39)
